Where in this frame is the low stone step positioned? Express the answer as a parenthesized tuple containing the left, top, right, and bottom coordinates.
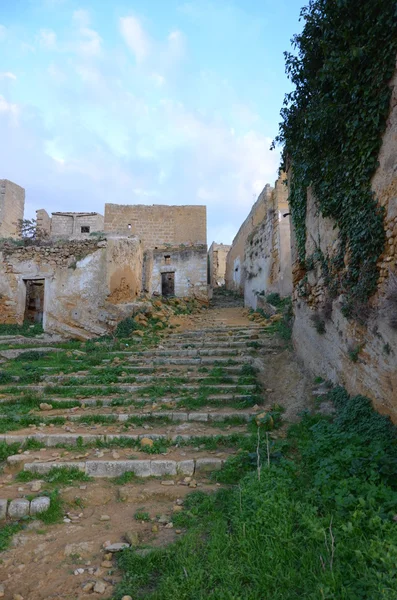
(129, 356, 253, 366)
(2, 382, 255, 394)
(42, 393, 255, 406)
(2, 429, 248, 447)
(66, 410, 254, 423)
(23, 457, 224, 477)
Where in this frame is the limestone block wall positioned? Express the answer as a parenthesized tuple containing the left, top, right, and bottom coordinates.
(290, 65, 397, 420)
(0, 235, 143, 338)
(244, 175, 292, 309)
(225, 185, 273, 293)
(208, 242, 231, 287)
(0, 180, 25, 239)
(104, 204, 207, 249)
(144, 245, 208, 301)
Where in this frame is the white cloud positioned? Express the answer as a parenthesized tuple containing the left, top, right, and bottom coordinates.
(78, 27, 102, 57)
(151, 73, 165, 87)
(73, 9, 91, 28)
(120, 16, 150, 64)
(0, 72, 17, 80)
(0, 95, 19, 123)
(39, 29, 57, 49)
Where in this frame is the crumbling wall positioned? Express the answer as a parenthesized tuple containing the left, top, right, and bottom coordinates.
(104, 204, 207, 249)
(37, 211, 104, 239)
(290, 66, 397, 420)
(225, 185, 273, 293)
(208, 242, 231, 287)
(0, 180, 25, 239)
(144, 245, 208, 301)
(244, 175, 292, 309)
(0, 235, 143, 338)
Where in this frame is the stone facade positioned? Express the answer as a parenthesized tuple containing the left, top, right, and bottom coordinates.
(225, 185, 272, 294)
(36, 210, 104, 239)
(225, 174, 292, 307)
(104, 204, 207, 249)
(0, 235, 143, 338)
(143, 245, 208, 301)
(290, 63, 397, 421)
(244, 175, 292, 309)
(208, 242, 230, 287)
(0, 180, 25, 239)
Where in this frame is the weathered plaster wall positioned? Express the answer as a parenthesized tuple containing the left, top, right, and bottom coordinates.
(144, 245, 208, 301)
(291, 65, 397, 420)
(0, 180, 25, 239)
(0, 235, 143, 338)
(244, 175, 292, 309)
(104, 204, 207, 249)
(208, 242, 231, 287)
(225, 185, 273, 293)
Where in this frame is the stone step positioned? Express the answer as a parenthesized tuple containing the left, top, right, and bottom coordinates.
(0, 384, 256, 398)
(2, 429, 249, 447)
(128, 356, 253, 366)
(41, 393, 255, 406)
(22, 457, 224, 477)
(137, 348, 257, 358)
(41, 373, 251, 384)
(66, 410, 254, 423)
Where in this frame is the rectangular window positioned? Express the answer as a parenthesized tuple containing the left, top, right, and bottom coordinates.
(164, 255, 171, 265)
(81, 226, 90, 233)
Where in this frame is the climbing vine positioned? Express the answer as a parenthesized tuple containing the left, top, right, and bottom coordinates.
(275, 0, 397, 317)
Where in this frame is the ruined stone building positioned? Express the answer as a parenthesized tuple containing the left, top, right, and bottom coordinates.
(104, 203, 207, 300)
(0, 192, 208, 338)
(208, 243, 231, 287)
(225, 174, 292, 308)
(0, 180, 25, 239)
(36, 209, 104, 239)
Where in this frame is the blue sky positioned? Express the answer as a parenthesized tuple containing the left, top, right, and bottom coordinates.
(0, 0, 304, 244)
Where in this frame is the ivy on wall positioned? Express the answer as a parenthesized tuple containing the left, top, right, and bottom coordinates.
(275, 0, 397, 317)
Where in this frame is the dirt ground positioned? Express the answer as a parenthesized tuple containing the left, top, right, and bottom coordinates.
(0, 304, 312, 600)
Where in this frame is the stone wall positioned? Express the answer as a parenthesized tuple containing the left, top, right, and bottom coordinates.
(244, 175, 292, 309)
(36, 211, 104, 239)
(0, 235, 143, 338)
(144, 245, 208, 301)
(290, 65, 397, 421)
(0, 180, 25, 239)
(225, 185, 272, 293)
(208, 242, 231, 287)
(104, 204, 207, 249)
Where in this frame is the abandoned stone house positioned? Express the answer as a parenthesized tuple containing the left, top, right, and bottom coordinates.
(0, 192, 208, 338)
(225, 173, 292, 309)
(208, 242, 231, 287)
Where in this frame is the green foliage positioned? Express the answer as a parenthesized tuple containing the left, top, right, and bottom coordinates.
(0, 321, 44, 337)
(0, 522, 23, 552)
(275, 0, 397, 316)
(17, 466, 92, 485)
(115, 317, 140, 338)
(114, 386, 397, 599)
(134, 510, 150, 522)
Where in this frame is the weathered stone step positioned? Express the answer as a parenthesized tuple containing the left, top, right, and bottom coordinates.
(129, 356, 253, 366)
(138, 348, 257, 358)
(41, 373, 250, 384)
(23, 457, 224, 477)
(0, 383, 256, 395)
(42, 393, 255, 406)
(67, 410, 254, 422)
(2, 429, 248, 447)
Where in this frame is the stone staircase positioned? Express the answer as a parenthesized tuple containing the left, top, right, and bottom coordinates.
(0, 322, 272, 481)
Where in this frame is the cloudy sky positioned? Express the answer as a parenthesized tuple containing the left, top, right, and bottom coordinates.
(0, 0, 303, 244)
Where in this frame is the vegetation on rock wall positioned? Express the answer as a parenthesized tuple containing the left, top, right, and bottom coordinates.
(274, 0, 397, 317)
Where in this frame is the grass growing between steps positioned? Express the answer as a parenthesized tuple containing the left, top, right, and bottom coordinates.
(114, 387, 397, 600)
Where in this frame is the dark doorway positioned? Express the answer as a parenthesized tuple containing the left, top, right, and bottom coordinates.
(161, 272, 175, 297)
(24, 280, 45, 324)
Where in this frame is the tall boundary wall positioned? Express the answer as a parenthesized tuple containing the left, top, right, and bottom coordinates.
(0, 180, 25, 239)
(290, 64, 397, 421)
